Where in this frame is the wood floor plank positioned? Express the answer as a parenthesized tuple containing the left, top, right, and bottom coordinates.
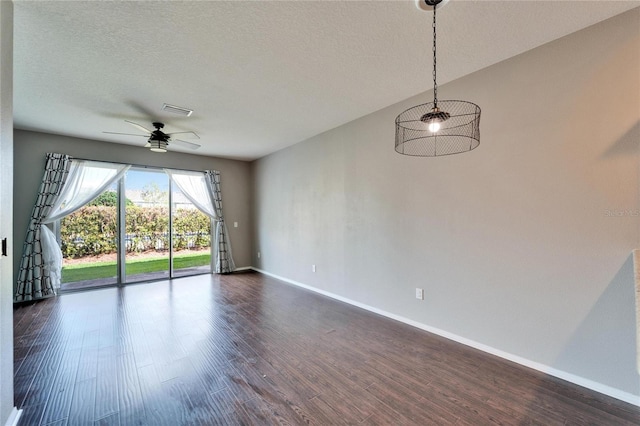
(17, 402, 45, 426)
(195, 388, 247, 426)
(14, 299, 52, 338)
(14, 340, 44, 379)
(94, 412, 120, 426)
(43, 419, 67, 426)
(13, 372, 33, 410)
(14, 304, 65, 379)
(115, 351, 147, 426)
(240, 395, 294, 426)
(19, 339, 67, 409)
(161, 377, 197, 425)
(13, 332, 37, 371)
(290, 358, 383, 423)
(137, 364, 181, 426)
(365, 380, 460, 424)
(13, 271, 640, 425)
(67, 378, 96, 426)
(265, 366, 322, 403)
(75, 345, 98, 383)
(221, 363, 269, 405)
(233, 359, 319, 424)
(40, 348, 82, 425)
(94, 345, 119, 421)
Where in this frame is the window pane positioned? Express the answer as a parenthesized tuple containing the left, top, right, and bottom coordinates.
(172, 184, 212, 277)
(125, 169, 170, 283)
(60, 182, 118, 291)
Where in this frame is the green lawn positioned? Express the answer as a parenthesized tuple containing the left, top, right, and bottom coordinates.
(62, 252, 211, 283)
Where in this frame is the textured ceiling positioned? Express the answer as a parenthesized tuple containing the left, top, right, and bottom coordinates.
(13, 1, 640, 161)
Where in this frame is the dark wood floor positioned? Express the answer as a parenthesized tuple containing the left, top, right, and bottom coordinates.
(13, 271, 640, 425)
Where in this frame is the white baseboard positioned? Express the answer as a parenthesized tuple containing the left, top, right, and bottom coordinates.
(4, 407, 22, 426)
(251, 267, 640, 407)
(234, 266, 252, 272)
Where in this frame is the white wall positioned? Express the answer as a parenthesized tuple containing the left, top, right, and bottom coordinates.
(252, 9, 640, 401)
(13, 130, 253, 280)
(0, 1, 15, 424)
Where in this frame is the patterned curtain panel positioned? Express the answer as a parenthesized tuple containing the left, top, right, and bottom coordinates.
(205, 170, 236, 274)
(41, 160, 130, 289)
(15, 153, 71, 302)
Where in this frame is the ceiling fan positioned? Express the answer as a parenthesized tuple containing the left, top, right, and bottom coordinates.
(104, 120, 201, 153)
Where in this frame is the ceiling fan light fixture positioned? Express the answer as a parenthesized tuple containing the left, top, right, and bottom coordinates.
(148, 139, 168, 153)
(105, 120, 201, 152)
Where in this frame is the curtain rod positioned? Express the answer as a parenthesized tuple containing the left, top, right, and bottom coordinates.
(67, 155, 215, 175)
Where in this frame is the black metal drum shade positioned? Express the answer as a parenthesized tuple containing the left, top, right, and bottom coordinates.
(395, 100, 481, 157)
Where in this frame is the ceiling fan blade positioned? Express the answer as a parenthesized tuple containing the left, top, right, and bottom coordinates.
(103, 131, 148, 137)
(125, 120, 153, 134)
(167, 131, 200, 140)
(171, 139, 201, 150)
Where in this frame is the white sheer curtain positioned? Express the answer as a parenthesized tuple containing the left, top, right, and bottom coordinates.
(164, 169, 215, 217)
(165, 169, 235, 273)
(41, 160, 130, 289)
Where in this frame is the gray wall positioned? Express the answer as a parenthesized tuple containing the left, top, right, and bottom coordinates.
(0, 1, 14, 424)
(252, 9, 640, 399)
(13, 130, 253, 280)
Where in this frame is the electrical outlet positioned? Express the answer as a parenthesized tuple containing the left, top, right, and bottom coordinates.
(312, 264, 316, 273)
(257, 251, 261, 259)
(416, 288, 424, 300)
(234, 222, 238, 228)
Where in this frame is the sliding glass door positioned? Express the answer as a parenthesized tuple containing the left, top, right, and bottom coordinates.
(59, 182, 119, 291)
(124, 168, 171, 283)
(172, 184, 212, 277)
(59, 166, 213, 291)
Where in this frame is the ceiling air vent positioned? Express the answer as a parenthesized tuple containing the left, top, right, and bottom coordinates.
(162, 103, 193, 117)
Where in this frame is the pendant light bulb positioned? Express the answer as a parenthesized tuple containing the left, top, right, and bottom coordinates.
(420, 107, 449, 134)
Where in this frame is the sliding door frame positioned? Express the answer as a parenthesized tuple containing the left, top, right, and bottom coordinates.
(59, 165, 213, 291)
(117, 177, 126, 283)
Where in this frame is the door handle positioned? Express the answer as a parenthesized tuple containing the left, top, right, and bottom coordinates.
(1, 238, 7, 256)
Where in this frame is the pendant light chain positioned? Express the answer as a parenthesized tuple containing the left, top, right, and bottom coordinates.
(432, 4, 438, 108)
(394, 0, 481, 157)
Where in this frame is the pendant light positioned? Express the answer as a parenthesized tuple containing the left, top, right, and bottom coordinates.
(395, 0, 481, 157)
